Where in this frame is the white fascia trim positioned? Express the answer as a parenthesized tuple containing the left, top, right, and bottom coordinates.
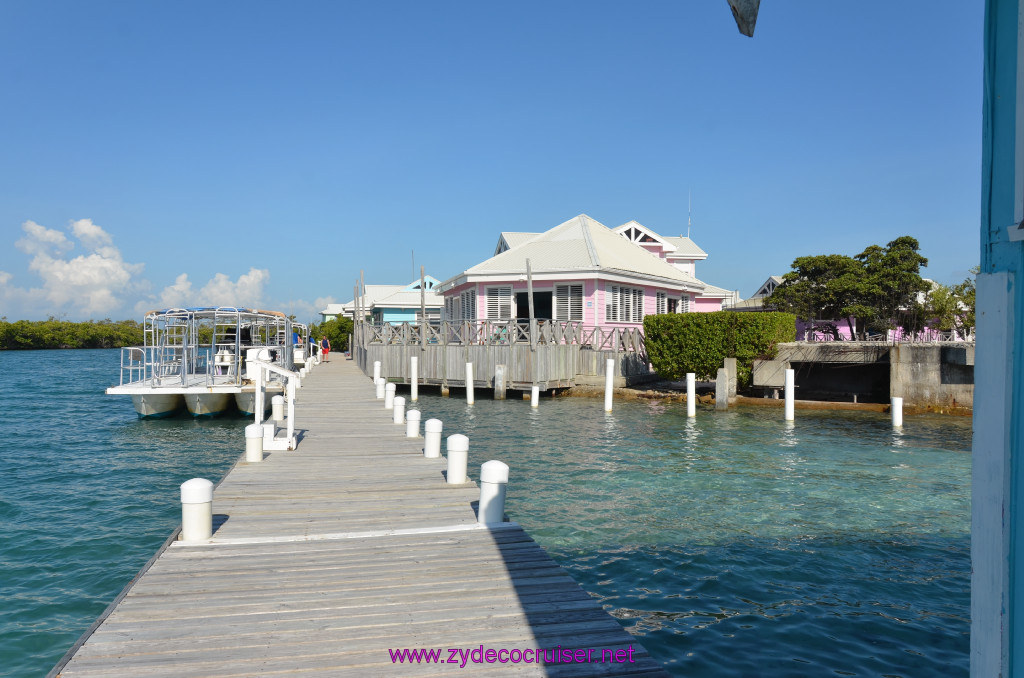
(666, 252, 709, 262)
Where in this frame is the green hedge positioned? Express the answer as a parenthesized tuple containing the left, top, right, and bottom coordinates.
(643, 311, 796, 386)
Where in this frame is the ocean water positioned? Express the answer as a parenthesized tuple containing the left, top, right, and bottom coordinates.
(409, 392, 971, 677)
(0, 351, 971, 677)
(0, 350, 244, 677)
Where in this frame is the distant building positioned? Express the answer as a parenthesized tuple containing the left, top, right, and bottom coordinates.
(437, 214, 735, 327)
(729, 275, 786, 311)
(321, 276, 443, 324)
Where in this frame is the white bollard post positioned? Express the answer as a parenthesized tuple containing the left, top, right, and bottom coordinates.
(373, 360, 381, 383)
(478, 460, 509, 526)
(271, 395, 284, 423)
(531, 384, 539, 408)
(604, 358, 615, 412)
(892, 396, 904, 428)
(465, 362, 475, 405)
(424, 419, 443, 457)
(410, 356, 419, 402)
(244, 423, 263, 463)
(385, 382, 396, 409)
(686, 372, 696, 417)
(375, 377, 385, 399)
(446, 434, 469, 484)
(406, 409, 421, 437)
(180, 478, 214, 542)
(393, 396, 405, 424)
(784, 368, 795, 422)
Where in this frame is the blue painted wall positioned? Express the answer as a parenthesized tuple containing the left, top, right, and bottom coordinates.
(980, 1, 1024, 674)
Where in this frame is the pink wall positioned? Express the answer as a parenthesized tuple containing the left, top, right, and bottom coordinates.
(446, 279, 695, 327)
(692, 296, 722, 313)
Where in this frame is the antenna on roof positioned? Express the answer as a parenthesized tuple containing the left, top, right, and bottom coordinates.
(687, 189, 692, 239)
(411, 249, 415, 281)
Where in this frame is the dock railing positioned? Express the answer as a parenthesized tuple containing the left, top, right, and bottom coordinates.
(353, 320, 649, 389)
(359, 320, 645, 352)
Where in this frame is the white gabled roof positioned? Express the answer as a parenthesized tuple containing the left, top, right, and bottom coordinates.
(752, 275, 785, 298)
(370, 286, 444, 310)
(662, 236, 708, 259)
(613, 220, 708, 260)
(447, 214, 702, 289)
(494, 232, 541, 255)
(322, 277, 443, 315)
(696, 283, 740, 302)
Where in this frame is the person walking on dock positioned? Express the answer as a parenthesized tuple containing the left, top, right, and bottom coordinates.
(320, 336, 331, 362)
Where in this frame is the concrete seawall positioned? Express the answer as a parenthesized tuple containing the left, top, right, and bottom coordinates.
(754, 342, 974, 412)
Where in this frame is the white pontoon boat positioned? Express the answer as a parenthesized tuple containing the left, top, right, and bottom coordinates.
(107, 307, 295, 418)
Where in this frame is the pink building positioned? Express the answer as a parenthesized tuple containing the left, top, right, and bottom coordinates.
(437, 214, 735, 328)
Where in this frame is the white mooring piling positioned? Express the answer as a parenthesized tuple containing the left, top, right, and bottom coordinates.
(891, 396, 904, 428)
(375, 377, 385, 399)
(784, 368, 795, 421)
(406, 409, 421, 437)
(465, 363, 475, 405)
(393, 396, 406, 424)
(373, 360, 381, 383)
(271, 395, 285, 423)
(384, 382, 396, 409)
(604, 358, 615, 412)
(531, 385, 539, 408)
(410, 356, 419, 402)
(686, 372, 696, 417)
(478, 460, 509, 526)
(424, 419, 443, 457)
(180, 478, 214, 542)
(446, 434, 469, 484)
(244, 423, 263, 463)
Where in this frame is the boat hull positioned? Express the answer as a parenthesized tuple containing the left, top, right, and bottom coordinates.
(234, 389, 277, 417)
(131, 393, 185, 419)
(184, 392, 234, 417)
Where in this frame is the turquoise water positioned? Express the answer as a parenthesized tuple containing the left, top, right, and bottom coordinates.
(409, 392, 971, 677)
(0, 350, 243, 677)
(1, 352, 971, 677)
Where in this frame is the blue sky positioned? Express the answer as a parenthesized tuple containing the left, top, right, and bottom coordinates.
(0, 1, 983, 322)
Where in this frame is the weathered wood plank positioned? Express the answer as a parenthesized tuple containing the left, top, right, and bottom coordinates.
(54, 358, 667, 678)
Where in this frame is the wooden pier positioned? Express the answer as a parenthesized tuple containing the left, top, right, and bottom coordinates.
(53, 358, 667, 677)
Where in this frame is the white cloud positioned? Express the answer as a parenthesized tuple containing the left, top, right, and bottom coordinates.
(142, 268, 270, 312)
(0, 271, 11, 286)
(16, 220, 72, 256)
(197, 268, 269, 307)
(70, 218, 113, 249)
(155, 273, 193, 310)
(6, 219, 145, 318)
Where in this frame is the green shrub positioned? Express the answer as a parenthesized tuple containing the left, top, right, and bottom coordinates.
(0, 318, 144, 350)
(644, 311, 796, 386)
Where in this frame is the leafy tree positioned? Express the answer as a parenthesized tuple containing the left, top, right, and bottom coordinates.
(767, 236, 931, 339)
(953, 267, 977, 336)
(765, 254, 862, 338)
(855, 236, 929, 335)
(925, 283, 959, 332)
(925, 266, 977, 337)
(309, 316, 354, 352)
